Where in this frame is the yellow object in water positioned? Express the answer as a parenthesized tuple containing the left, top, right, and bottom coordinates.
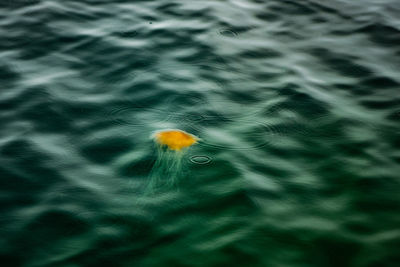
(153, 129, 199, 151)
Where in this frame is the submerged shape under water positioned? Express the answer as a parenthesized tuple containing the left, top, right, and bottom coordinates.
(152, 129, 199, 151)
(145, 129, 198, 194)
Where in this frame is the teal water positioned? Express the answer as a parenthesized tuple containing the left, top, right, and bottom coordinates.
(1, 0, 400, 266)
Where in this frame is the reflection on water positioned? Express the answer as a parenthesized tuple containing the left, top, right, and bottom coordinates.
(1, 0, 400, 266)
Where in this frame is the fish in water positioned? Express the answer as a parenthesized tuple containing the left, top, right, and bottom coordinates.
(152, 129, 199, 151)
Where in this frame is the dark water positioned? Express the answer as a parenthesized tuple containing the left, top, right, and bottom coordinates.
(1, 0, 400, 266)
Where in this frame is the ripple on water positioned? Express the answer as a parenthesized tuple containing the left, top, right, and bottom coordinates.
(103, 61, 345, 153)
(105, 62, 305, 152)
(218, 28, 238, 37)
(107, 106, 168, 127)
(108, 63, 266, 125)
(189, 155, 212, 165)
(193, 119, 280, 151)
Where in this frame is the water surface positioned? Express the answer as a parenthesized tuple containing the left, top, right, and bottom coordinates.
(1, 0, 400, 266)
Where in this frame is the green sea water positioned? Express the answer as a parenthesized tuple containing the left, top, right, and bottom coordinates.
(1, 0, 400, 266)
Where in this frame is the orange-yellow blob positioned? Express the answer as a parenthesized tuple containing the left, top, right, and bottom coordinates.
(153, 129, 198, 151)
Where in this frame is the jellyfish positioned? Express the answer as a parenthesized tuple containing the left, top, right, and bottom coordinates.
(152, 129, 199, 151)
(146, 129, 199, 193)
